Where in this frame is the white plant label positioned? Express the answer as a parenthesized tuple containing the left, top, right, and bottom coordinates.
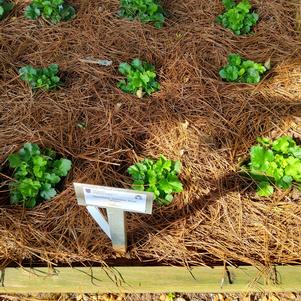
(83, 187, 147, 213)
(73, 183, 154, 253)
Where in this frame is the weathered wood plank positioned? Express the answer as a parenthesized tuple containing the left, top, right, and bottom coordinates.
(0, 266, 301, 293)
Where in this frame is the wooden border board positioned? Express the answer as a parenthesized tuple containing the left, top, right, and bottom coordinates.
(1, 266, 301, 293)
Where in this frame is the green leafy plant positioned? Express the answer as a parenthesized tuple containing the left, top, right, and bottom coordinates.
(8, 143, 72, 208)
(242, 136, 301, 197)
(19, 64, 61, 90)
(216, 0, 259, 35)
(118, 58, 160, 97)
(0, 0, 14, 19)
(128, 155, 183, 205)
(219, 54, 266, 83)
(24, 0, 75, 24)
(119, 0, 165, 28)
(166, 293, 176, 301)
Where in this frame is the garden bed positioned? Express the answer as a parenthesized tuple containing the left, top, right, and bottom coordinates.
(0, 0, 301, 272)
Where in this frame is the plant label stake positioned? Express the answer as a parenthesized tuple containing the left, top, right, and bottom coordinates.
(73, 183, 154, 254)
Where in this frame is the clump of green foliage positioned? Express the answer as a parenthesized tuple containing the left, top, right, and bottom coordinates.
(24, 0, 75, 24)
(242, 136, 301, 197)
(128, 155, 183, 205)
(219, 54, 266, 83)
(216, 0, 259, 35)
(118, 58, 160, 98)
(19, 64, 61, 90)
(166, 293, 176, 301)
(8, 143, 72, 208)
(119, 0, 165, 28)
(0, 0, 14, 20)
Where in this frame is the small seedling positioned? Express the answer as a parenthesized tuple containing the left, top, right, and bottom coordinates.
(166, 293, 176, 301)
(0, 0, 14, 19)
(25, 0, 75, 24)
(242, 136, 301, 197)
(219, 54, 266, 83)
(19, 64, 61, 90)
(119, 0, 165, 28)
(128, 155, 183, 205)
(8, 143, 72, 208)
(118, 58, 160, 98)
(216, 0, 259, 35)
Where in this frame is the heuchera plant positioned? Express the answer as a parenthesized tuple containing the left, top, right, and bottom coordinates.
(128, 155, 183, 205)
(119, 0, 165, 28)
(24, 0, 75, 24)
(219, 54, 266, 83)
(118, 58, 160, 98)
(216, 0, 259, 35)
(8, 143, 72, 208)
(0, 0, 14, 20)
(243, 136, 301, 197)
(19, 64, 61, 90)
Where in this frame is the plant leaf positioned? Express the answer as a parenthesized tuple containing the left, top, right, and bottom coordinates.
(40, 183, 57, 200)
(53, 158, 72, 176)
(257, 181, 274, 197)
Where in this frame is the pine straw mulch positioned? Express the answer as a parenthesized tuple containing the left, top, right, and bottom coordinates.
(0, 0, 301, 269)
